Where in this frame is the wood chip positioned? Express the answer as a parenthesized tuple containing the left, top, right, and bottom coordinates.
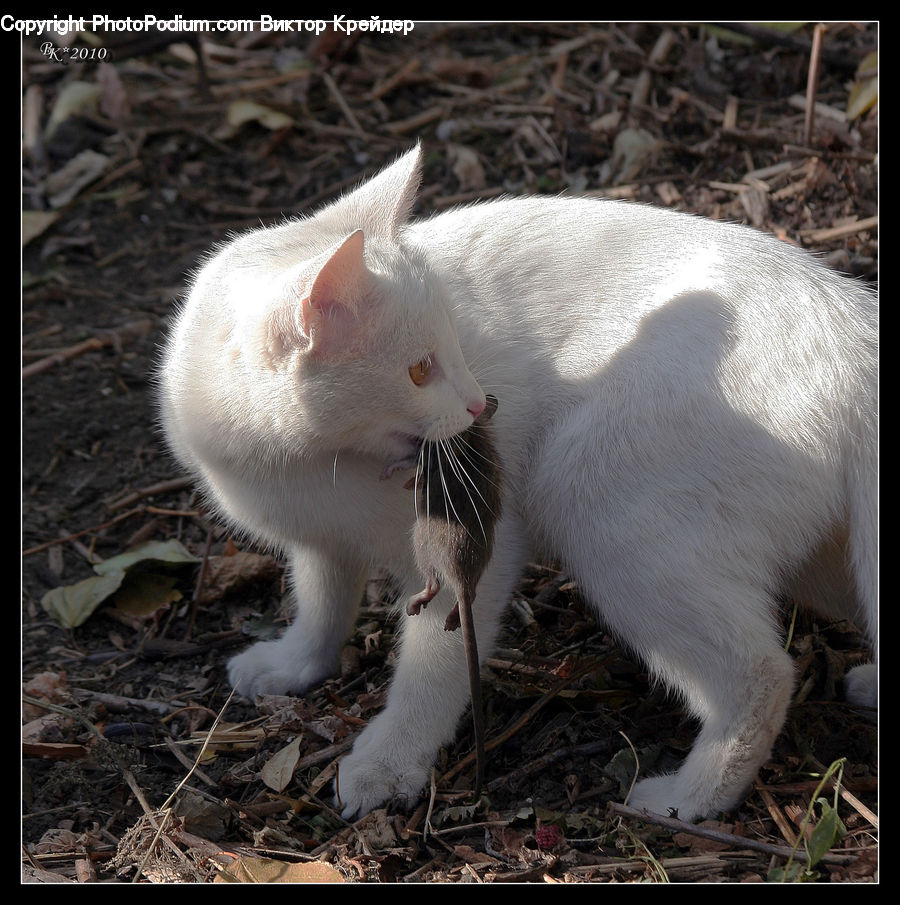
(800, 215, 878, 242)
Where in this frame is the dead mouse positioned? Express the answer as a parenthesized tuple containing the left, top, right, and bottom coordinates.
(406, 393, 502, 799)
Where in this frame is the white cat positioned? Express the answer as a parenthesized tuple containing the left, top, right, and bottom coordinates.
(159, 145, 877, 822)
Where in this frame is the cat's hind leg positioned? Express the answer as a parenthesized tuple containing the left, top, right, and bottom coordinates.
(583, 565, 796, 820)
(529, 392, 800, 820)
(626, 624, 795, 820)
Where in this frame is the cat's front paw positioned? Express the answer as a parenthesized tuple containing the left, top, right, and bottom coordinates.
(335, 721, 433, 818)
(628, 775, 707, 822)
(227, 639, 335, 699)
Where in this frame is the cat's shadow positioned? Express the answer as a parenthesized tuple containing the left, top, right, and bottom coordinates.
(550, 287, 854, 629)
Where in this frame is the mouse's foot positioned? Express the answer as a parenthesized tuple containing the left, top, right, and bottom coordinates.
(406, 576, 441, 616)
(443, 604, 460, 631)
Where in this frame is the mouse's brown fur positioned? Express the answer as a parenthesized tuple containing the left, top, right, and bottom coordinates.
(407, 394, 502, 627)
(406, 394, 502, 799)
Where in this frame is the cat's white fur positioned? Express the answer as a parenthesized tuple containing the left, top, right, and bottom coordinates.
(159, 146, 877, 821)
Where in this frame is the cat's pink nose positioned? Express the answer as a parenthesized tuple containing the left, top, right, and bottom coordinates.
(467, 398, 486, 418)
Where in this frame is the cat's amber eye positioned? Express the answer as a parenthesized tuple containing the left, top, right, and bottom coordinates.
(409, 357, 432, 386)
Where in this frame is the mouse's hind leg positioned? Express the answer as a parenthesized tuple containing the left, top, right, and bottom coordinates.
(407, 574, 441, 616)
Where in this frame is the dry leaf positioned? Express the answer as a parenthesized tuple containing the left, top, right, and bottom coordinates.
(201, 551, 280, 601)
(173, 791, 230, 841)
(215, 856, 344, 883)
(673, 820, 744, 853)
(23, 670, 68, 702)
(22, 713, 73, 744)
(44, 149, 110, 208)
(227, 99, 294, 131)
(610, 128, 661, 184)
(22, 210, 60, 247)
(97, 62, 131, 122)
(453, 844, 502, 865)
(22, 741, 89, 760)
(354, 808, 397, 850)
(34, 826, 82, 854)
(260, 734, 302, 792)
(41, 539, 201, 629)
(448, 144, 486, 191)
(44, 81, 101, 138)
(847, 51, 878, 120)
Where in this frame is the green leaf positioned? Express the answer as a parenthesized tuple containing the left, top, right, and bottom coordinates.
(40, 539, 200, 629)
(702, 25, 755, 45)
(604, 744, 661, 798)
(41, 572, 126, 628)
(806, 799, 847, 867)
(768, 862, 815, 883)
(92, 538, 200, 575)
(756, 22, 808, 32)
(112, 572, 182, 616)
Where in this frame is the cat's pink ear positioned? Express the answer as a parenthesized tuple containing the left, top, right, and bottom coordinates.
(300, 229, 373, 357)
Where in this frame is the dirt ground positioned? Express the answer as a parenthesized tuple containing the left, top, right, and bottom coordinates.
(22, 22, 877, 883)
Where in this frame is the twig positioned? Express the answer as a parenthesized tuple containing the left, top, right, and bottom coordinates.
(184, 527, 213, 640)
(162, 737, 217, 787)
(22, 692, 156, 818)
(70, 688, 182, 715)
(610, 803, 854, 865)
(618, 731, 640, 808)
(107, 476, 194, 511)
(754, 782, 799, 846)
(384, 105, 445, 135)
(370, 56, 422, 100)
(837, 786, 878, 829)
(440, 667, 589, 784)
(630, 28, 677, 109)
(802, 24, 827, 146)
(320, 70, 365, 136)
(423, 767, 438, 841)
(800, 216, 878, 243)
(22, 508, 143, 556)
(707, 22, 859, 73)
(486, 738, 612, 792)
(160, 687, 236, 812)
(22, 319, 153, 379)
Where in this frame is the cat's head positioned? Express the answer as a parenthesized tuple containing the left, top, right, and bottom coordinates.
(243, 147, 487, 469)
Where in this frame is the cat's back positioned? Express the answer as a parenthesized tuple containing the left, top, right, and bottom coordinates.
(410, 193, 866, 302)
(408, 193, 875, 369)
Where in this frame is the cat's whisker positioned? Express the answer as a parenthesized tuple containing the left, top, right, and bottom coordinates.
(433, 439, 475, 544)
(442, 436, 489, 544)
(424, 441, 434, 524)
(447, 434, 493, 502)
(452, 433, 502, 501)
(413, 444, 425, 522)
